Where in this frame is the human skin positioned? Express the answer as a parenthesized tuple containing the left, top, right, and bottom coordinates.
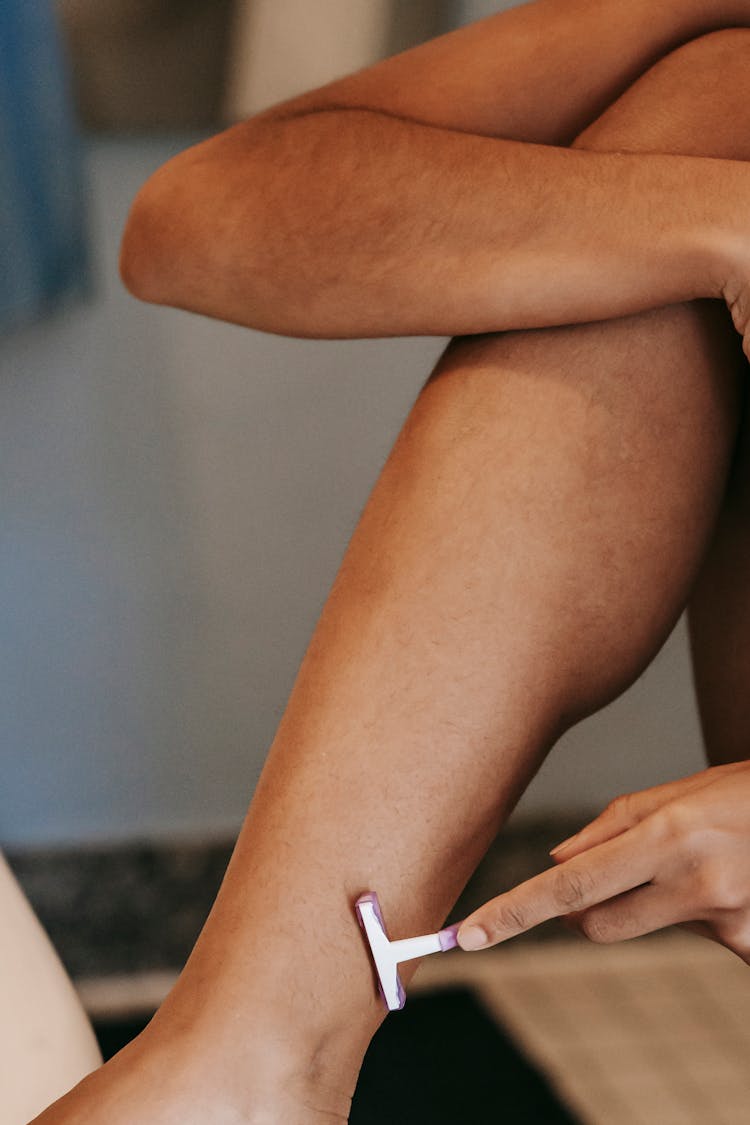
(458, 762, 750, 958)
(28, 18, 750, 1125)
(0, 855, 101, 1122)
(459, 371, 750, 954)
(689, 396, 750, 765)
(458, 333, 750, 958)
(119, 1, 750, 349)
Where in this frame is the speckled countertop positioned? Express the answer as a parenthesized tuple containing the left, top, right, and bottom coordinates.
(5, 815, 588, 979)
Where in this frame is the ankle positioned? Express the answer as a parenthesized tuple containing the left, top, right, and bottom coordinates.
(136, 1003, 360, 1123)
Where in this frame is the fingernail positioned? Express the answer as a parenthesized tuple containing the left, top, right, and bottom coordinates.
(550, 833, 579, 856)
(457, 924, 489, 951)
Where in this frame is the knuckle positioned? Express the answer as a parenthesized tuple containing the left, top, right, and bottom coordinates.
(552, 865, 596, 911)
(608, 793, 631, 815)
(605, 792, 635, 824)
(600, 796, 622, 821)
(727, 288, 750, 340)
(657, 802, 698, 846)
(700, 860, 747, 912)
(487, 898, 528, 939)
(578, 910, 615, 945)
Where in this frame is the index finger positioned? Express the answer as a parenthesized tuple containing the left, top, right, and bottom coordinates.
(457, 817, 659, 950)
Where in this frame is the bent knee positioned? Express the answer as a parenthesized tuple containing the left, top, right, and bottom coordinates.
(574, 28, 750, 160)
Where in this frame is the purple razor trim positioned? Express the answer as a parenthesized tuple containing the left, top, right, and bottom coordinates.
(355, 890, 460, 1012)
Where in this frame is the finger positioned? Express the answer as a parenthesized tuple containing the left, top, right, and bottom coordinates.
(457, 819, 659, 950)
(549, 771, 717, 861)
(569, 884, 694, 945)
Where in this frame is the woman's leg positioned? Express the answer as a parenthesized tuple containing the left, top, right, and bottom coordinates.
(689, 397, 750, 765)
(16, 10, 743, 1122)
(0, 853, 101, 1123)
(121, 5, 750, 344)
(33, 28, 750, 1125)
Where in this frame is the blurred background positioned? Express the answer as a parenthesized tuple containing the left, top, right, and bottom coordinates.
(3, 4, 743, 1122)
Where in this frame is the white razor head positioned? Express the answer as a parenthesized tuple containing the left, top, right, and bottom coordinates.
(355, 891, 406, 1011)
(355, 891, 460, 1012)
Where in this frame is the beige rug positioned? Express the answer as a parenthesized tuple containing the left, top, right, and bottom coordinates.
(414, 933, 750, 1125)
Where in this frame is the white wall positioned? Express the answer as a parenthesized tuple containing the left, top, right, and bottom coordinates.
(457, 0, 520, 23)
(0, 61, 707, 848)
(224, 0, 394, 118)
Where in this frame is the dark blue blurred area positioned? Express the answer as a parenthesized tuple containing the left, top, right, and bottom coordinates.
(0, 0, 90, 332)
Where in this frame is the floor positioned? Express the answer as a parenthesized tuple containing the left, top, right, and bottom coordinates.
(9, 830, 750, 1123)
(413, 933, 750, 1125)
(77, 932, 750, 1125)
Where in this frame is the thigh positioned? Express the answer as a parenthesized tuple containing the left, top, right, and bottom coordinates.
(0, 852, 101, 1122)
(566, 26, 750, 762)
(256, 1, 742, 145)
(572, 27, 750, 160)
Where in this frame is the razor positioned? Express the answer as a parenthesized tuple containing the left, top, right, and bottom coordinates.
(355, 890, 460, 1011)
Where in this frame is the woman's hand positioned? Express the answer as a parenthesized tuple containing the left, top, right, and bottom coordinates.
(456, 761, 750, 963)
